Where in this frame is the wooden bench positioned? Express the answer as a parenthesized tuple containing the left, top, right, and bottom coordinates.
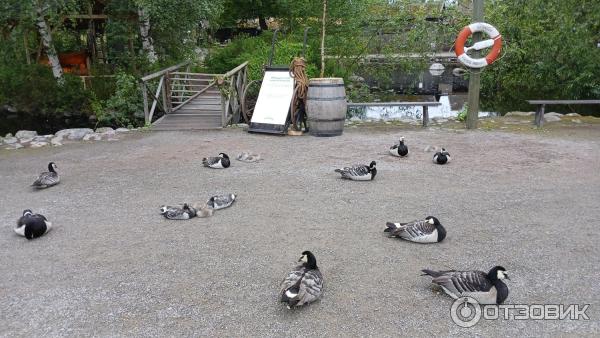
(347, 101, 442, 127)
(527, 100, 600, 127)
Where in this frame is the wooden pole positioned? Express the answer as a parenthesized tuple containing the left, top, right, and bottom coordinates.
(320, 0, 327, 78)
(466, 0, 484, 129)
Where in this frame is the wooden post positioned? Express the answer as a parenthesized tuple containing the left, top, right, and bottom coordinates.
(161, 75, 168, 114)
(164, 72, 172, 113)
(466, 0, 484, 129)
(422, 106, 429, 127)
(534, 104, 545, 127)
(320, 0, 327, 78)
(142, 81, 149, 124)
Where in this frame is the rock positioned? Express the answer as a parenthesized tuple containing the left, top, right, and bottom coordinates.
(572, 119, 582, 124)
(566, 113, 581, 117)
(115, 127, 129, 133)
(5, 143, 23, 150)
(55, 128, 94, 140)
(5, 133, 13, 138)
(505, 111, 535, 117)
(544, 113, 561, 122)
(83, 133, 102, 141)
(4, 137, 18, 144)
(95, 127, 114, 134)
(545, 112, 563, 118)
(19, 137, 34, 144)
(350, 116, 362, 122)
(15, 130, 37, 139)
(30, 141, 49, 148)
(51, 136, 63, 146)
(33, 135, 50, 142)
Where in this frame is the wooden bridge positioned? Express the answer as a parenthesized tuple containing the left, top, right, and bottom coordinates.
(141, 61, 248, 130)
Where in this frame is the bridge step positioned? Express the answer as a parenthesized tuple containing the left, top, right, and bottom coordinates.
(153, 113, 222, 130)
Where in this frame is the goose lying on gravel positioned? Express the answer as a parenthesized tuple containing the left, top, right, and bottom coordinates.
(160, 204, 197, 220)
(15, 209, 53, 239)
(32, 162, 60, 188)
(280, 251, 324, 309)
(433, 148, 451, 164)
(384, 216, 446, 243)
(389, 137, 409, 157)
(421, 266, 510, 304)
(206, 194, 236, 210)
(335, 161, 377, 181)
(202, 153, 230, 169)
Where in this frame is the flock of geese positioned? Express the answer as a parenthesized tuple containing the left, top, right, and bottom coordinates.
(15, 136, 510, 311)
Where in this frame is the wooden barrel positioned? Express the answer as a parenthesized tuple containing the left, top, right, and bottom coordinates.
(306, 78, 347, 137)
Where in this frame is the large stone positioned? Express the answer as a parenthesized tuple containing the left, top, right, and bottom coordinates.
(83, 133, 102, 141)
(4, 137, 18, 144)
(51, 136, 63, 146)
(5, 143, 23, 150)
(544, 113, 561, 122)
(30, 141, 49, 148)
(15, 130, 37, 139)
(33, 135, 50, 142)
(545, 112, 563, 118)
(55, 128, 94, 140)
(505, 111, 535, 117)
(5, 133, 13, 138)
(566, 113, 581, 117)
(19, 137, 34, 144)
(115, 127, 130, 133)
(95, 127, 114, 134)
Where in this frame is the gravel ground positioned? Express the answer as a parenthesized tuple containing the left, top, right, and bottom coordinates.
(1, 126, 599, 337)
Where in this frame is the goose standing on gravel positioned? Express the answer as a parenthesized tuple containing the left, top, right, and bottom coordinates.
(433, 148, 451, 164)
(384, 216, 446, 243)
(421, 266, 510, 304)
(389, 137, 409, 157)
(206, 194, 236, 210)
(335, 161, 377, 181)
(160, 204, 197, 220)
(15, 209, 53, 239)
(202, 153, 230, 169)
(32, 162, 60, 188)
(280, 251, 324, 309)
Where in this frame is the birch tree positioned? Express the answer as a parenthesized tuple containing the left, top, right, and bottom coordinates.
(34, 0, 63, 84)
(136, 5, 158, 64)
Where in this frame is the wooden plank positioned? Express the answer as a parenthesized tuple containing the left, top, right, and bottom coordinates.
(141, 61, 190, 81)
(171, 82, 216, 112)
(223, 61, 249, 78)
(347, 102, 441, 107)
(527, 100, 600, 105)
(142, 82, 149, 124)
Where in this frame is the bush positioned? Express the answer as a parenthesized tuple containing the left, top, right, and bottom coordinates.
(0, 64, 91, 116)
(93, 72, 144, 128)
(205, 32, 319, 81)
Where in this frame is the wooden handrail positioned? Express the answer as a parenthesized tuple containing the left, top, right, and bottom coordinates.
(141, 61, 191, 82)
(223, 61, 249, 78)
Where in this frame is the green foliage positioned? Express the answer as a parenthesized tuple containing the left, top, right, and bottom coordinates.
(205, 32, 319, 81)
(94, 73, 144, 127)
(456, 104, 467, 122)
(0, 63, 90, 115)
(481, 0, 600, 113)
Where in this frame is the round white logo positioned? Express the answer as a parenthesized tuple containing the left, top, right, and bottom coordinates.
(450, 297, 482, 328)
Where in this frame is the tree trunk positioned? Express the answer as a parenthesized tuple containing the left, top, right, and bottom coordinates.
(320, 0, 327, 77)
(35, 2, 63, 84)
(259, 17, 268, 31)
(137, 6, 158, 64)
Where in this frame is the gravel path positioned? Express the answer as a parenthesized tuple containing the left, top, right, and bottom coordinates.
(1, 127, 599, 336)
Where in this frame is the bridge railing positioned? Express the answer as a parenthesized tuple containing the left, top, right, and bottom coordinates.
(140, 61, 248, 126)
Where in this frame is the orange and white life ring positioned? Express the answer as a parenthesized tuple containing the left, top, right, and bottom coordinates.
(454, 22, 502, 69)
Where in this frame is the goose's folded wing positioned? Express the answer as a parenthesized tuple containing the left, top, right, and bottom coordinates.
(280, 268, 305, 295)
(394, 219, 436, 238)
(296, 269, 323, 305)
(203, 157, 220, 166)
(432, 270, 492, 294)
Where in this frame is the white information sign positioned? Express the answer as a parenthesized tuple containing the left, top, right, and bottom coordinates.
(251, 70, 294, 126)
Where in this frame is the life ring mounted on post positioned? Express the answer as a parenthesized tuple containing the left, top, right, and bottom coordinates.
(455, 22, 502, 69)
